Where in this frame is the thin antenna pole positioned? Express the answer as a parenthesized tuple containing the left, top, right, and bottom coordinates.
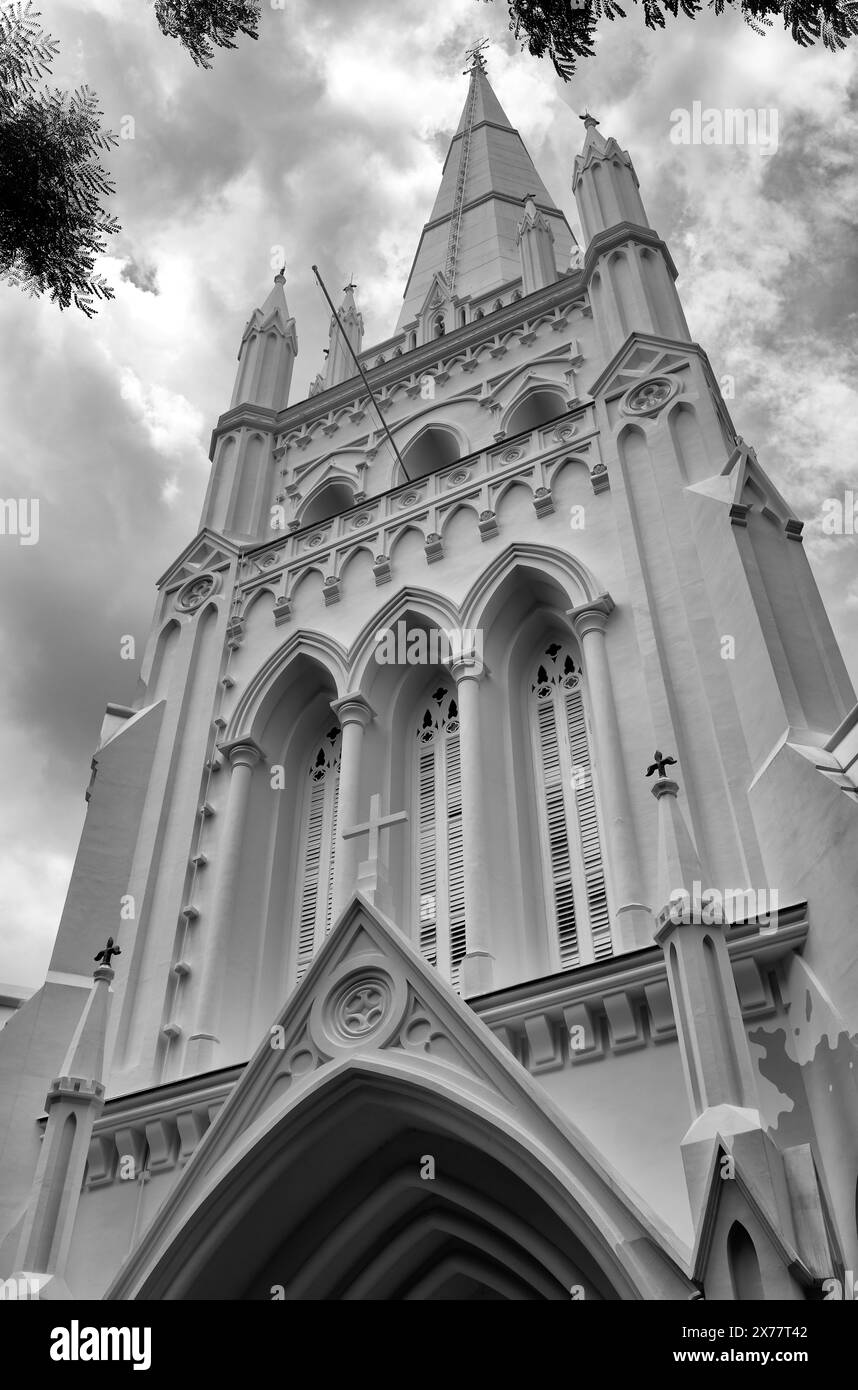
(311, 265, 411, 483)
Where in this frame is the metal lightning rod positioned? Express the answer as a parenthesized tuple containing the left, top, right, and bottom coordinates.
(311, 265, 411, 482)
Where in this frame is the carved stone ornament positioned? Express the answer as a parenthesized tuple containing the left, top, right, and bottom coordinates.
(447, 469, 471, 488)
(176, 573, 218, 611)
(310, 957, 407, 1057)
(621, 376, 677, 417)
(553, 423, 577, 443)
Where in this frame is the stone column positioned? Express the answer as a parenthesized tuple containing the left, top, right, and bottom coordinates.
(450, 652, 493, 995)
(568, 594, 651, 950)
(187, 737, 264, 1072)
(13, 963, 114, 1296)
(330, 693, 374, 920)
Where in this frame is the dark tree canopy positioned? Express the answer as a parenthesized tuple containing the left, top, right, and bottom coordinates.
(0, 2, 118, 315)
(153, 0, 261, 69)
(0, 0, 262, 315)
(499, 1, 858, 79)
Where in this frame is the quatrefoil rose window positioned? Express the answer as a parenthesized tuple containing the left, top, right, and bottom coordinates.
(328, 973, 392, 1041)
(622, 376, 677, 417)
(176, 573, 217, 611)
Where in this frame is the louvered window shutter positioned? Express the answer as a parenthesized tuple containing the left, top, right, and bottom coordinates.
(446, 731, 467, 990)
(530, 646, 612, 968)
(414, 688, 466, 990)
(295, 727, 341, 981)
(535, 697, 579, 966)
(417, 747, 438, 967)
(565, 687, 612, 960)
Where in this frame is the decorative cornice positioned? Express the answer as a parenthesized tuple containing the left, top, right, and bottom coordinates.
(217, 276, 587, 448)
(583, 222, 680, 285)
(81, 906, 807, 1187)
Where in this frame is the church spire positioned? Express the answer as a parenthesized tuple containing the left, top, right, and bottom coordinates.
(323, 282, 364, 389)
(572, 113, 649, 243)
(395, 50, 575, 332)
(231, 268, 298, 411)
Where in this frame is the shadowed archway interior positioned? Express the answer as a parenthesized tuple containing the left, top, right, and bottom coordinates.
(137, 1073, 621, 1301)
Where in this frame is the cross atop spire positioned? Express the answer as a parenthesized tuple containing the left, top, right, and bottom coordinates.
(464, 37, 489, 73)
(579, 111, 600, 130)
(394, 57, 574, 330)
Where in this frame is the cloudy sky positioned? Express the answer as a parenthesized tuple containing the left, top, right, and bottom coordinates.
(1, 0, 857, 988)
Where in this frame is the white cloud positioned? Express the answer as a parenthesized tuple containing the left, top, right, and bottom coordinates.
(2, 0, 857, 986)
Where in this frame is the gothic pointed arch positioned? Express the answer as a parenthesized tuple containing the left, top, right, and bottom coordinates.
(299, 477, 358, 528)
(502, 382, 570, 437)
(399, 421, 465, 483)
(461, 542, 600, 633)
(348, 588, 462, 694)
(106, 901, 696, 1302)
(226, 632, 348, 745)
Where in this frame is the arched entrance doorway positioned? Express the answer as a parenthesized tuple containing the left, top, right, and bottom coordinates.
(130, 1069, 623, 1300)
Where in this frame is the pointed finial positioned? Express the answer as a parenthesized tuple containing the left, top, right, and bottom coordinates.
(93, 936, 121, 970)
(579, 111, 600, 130)
(646, 750, 677, 780)
(274, 265, 286, 284)
(464, 38, 489, 74)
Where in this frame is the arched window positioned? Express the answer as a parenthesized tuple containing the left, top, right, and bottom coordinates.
(473, 308, 484, 321)
(506, 388, 568, 436)
(408, 331, 417, 351)
(493, 299, 503, 313)
(458, 308, 467, 328)
(530, 643, 611, 967)
(300, 481, 355, 527)
(412, 687, 466, 991)
(433, 315, 446, 338)
(727, 1222, 764, 1300)
(400, 426, 460, 481)
(293, 726, 341, 980)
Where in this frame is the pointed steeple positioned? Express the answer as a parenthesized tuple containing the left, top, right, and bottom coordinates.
(572, 112, 650, 244)
(396, 60, 576, 331)
(516, 193, 557, 296)
(324, 282, 364, 389)
(231, 269, 298, 410)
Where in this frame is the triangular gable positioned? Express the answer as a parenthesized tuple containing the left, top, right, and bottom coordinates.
(156, 529, 239, 592)
(690, 1138, 812, 1287)
(721, 438, 802, 533)
(418, 271, 453, 323)
(587, 333, 706, 403)
(108, 895, 696, 1299)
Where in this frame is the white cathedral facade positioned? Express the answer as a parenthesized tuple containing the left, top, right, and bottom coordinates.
(1, 56, 857, 1301)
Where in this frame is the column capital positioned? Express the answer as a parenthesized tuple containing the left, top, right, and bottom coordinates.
(651, 777, 679, 801)
(567, 593, 615, 639)
(449, 653, 489, 685)
(330, 691, 374, 728)
(217, 737, 266, 770)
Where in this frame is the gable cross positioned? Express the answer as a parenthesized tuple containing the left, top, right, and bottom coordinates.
(343, 793, 408, 864)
